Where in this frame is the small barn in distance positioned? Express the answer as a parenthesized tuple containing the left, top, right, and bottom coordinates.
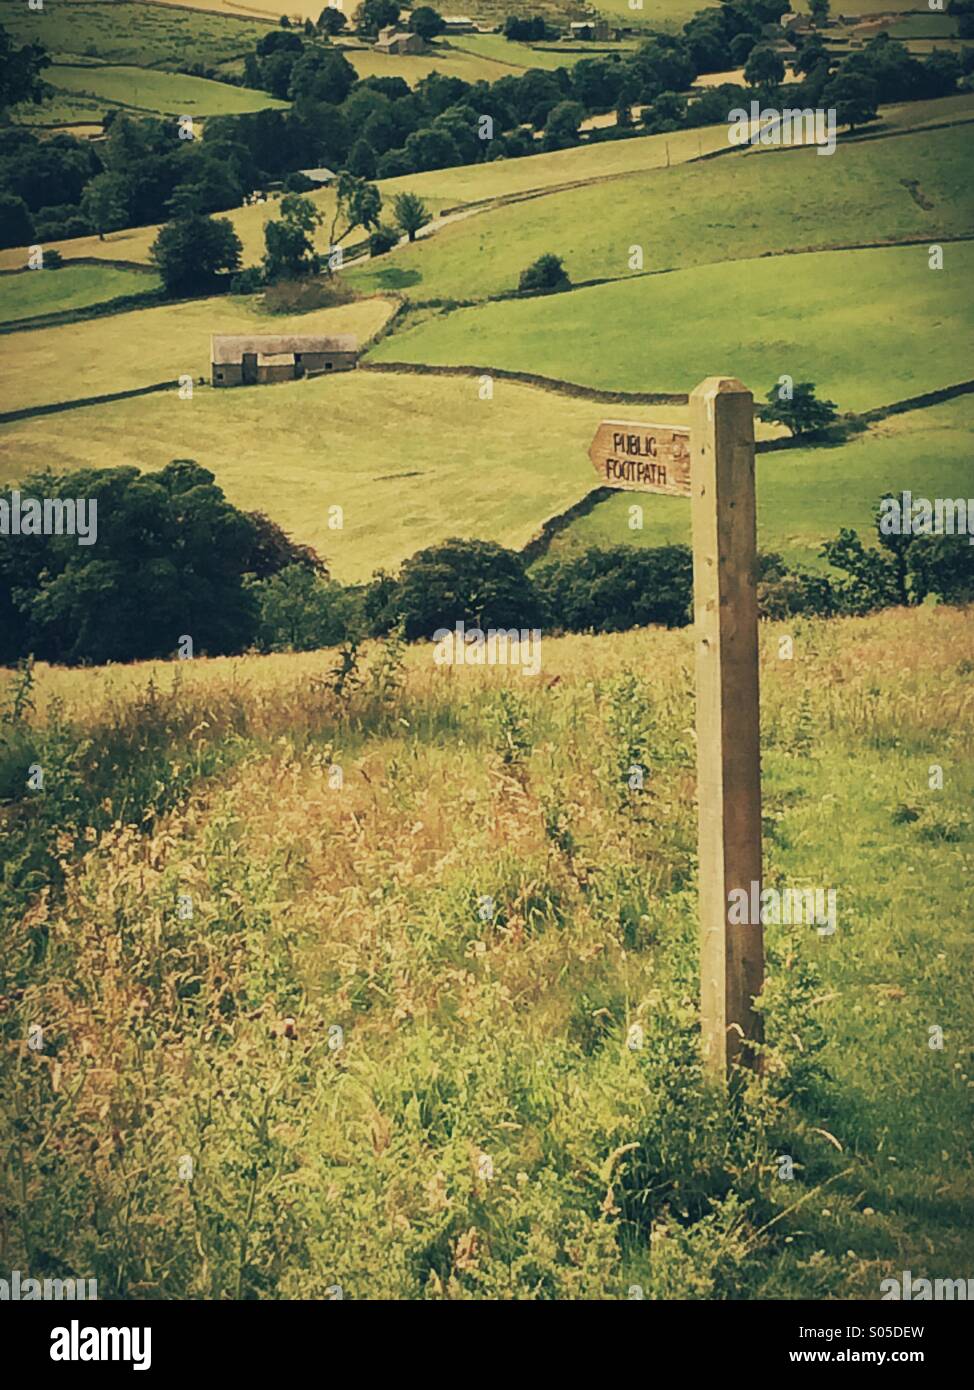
(211, 335, 358, 387)
(374, 26, 426, 54)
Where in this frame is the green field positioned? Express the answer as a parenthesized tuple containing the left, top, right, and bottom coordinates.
(889, 14, 960, 39)
(350, 125, 974, 301)
(0, 371, 673, 581)
(448, 33, 639, 70)
(0, 121, 734, 272)
(794, 0, 918, 12)
(369, 242, 974, 413)
(376, 117, 732, 206)
(594, 0, 699, 31)
(0, 293, 394, 410)
(153, 0, 354, 19)
(6, 368, 967, 587)
(0, 263, 159, 324)
(16, 62, 289, 125)
(0, 0, 273, 69)
(345, 40, 551, 87)
(545, 396, 974, 572)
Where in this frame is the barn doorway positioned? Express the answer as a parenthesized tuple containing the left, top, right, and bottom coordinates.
(242, 352, 257, 384)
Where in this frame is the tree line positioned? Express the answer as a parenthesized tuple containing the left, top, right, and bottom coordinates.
(2, 463, 970, 667)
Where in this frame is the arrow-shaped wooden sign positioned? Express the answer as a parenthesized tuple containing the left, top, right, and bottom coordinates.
(588, 420, 691, 497)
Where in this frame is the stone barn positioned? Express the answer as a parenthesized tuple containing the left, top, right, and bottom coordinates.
(374, 26, 426, 55)
(211, 335, 358, 387)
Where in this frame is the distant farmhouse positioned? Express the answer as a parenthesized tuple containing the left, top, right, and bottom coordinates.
(374, 26, 426, 54)
(211, 335, 358, 387)
(569, 19, 610, 41)
(442, 16, 476, 32)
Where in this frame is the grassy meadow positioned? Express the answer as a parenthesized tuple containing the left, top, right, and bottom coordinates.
(1, 1, 973, 1308)
(26, 352, 960, 588)
(369, 242, 974, 413)
(345, 41, 528, 87)
(446, 33, 634, 71)
(16, 62, 290, 125)
(349, 126, 974, 301)
(595, 0, 699, 29)
(0, 263, 160, 324)
(1, 607, 971, 1297)
(0, 372, 689, 580)
(0, 0, 274, 69)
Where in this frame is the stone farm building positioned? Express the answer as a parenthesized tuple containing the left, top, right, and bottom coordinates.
(569, 19, 610, 40)
(374, 27, 426, 54)
(211, 335, 358, 387)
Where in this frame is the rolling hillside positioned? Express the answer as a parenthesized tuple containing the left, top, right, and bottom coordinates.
(349, 125, 974, 301)
(367, 242, 974, 412)
(15, 62, 290, 125)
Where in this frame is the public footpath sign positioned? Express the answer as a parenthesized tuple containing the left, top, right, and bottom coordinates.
(588, 378, 764, 1079)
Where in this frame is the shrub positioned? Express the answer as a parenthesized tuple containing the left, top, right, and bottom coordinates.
(283, 170, 316, 192)
(229, 266, 264, 294)
(376, 149, 413, 179)
(243, 511, 328, 579)
(150, 213, 242, 297)
(532, 545, 693, 633)
(758, 380, 839, 436)
(371, 537, 544, 641)
(33, 205, 92, 241)
(757, 553, 835, 619)
(907, 533, 974, 604)
(250, 565, 361, 651)
(259, 275, 357, 314)
(0, 193, 34, 249)
(369, 223, 400, 256)
(518, 252, 570, 294)
(392, 190, 430, 242)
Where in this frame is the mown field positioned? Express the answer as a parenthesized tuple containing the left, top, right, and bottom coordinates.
(6, 368, 966, 587)
(0, 294, 394, 409)
(369, 241, 974, 414)
(153, 0, 349, 19)
(16, 62, 289, 125)
(447, 33, 640, 70)
(0, 0, 273, 69)
(349, 125, 974, 301)
(3, 96, 972, 583)
(594, 0, 698, 29)
(549, 395, 974, 573)
(0, 372, 690, 580)
(1, 606, 971, 1297)
(0, 263, 160, 324)
(344, 41, 531, 87)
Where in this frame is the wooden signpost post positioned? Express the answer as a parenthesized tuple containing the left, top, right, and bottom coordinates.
(588, 378, 764, 1080)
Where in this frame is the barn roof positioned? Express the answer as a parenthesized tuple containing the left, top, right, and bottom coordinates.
(211, 335, 357, 363)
